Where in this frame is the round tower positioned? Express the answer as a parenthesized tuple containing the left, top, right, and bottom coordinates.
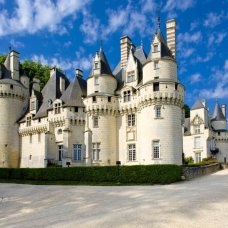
(0, 51, 29, 167)
(85, 48, 118, 165)
(138, 19, 184, 165)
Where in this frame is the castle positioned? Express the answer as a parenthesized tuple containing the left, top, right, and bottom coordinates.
(0, 18, 227, 168)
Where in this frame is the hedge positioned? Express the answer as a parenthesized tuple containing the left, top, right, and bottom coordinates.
(0, 165, 182, 184)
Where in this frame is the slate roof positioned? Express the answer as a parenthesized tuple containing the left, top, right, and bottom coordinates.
(99, 48, 113, 75)
(211, 102, 226, 121)
(60, 76, 87, 107)
(34, 69, 69, 118)
(191, 100, 205, 110)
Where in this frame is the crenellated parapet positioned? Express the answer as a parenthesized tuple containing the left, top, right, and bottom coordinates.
(19, 124, 48, 136)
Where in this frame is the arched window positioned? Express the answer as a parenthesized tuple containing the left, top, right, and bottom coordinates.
(57, 129, 62, 135)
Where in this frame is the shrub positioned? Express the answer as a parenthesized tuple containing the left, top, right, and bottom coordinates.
(184, 156, 194, 165)
(0, 165, 182, 184)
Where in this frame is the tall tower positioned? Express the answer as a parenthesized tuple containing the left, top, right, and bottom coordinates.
(139, 18, 184, 164)
(0, 51, 29, 167)
(84, 47, 118, 165)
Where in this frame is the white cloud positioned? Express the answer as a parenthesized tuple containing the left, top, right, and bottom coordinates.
(80, 11, 100, 44)
(31, 52, 92, 74)
(193, 52, 213, 63)
(163, 0, 195, 12)
(178, 31, 202, 44)
(10, 39, 24, 49)
(204, 12, 223, 28)
(140, 0, 157, 13)
(189, 73, 201, 84)
(0, 0, 5, 4)
(63, 41, 72, 47)
(199, 60, 228, 99)
(0, 0, 92, 36)
(179, 48, 195, 59)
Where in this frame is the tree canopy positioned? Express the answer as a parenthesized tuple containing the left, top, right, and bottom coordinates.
(0, 54, 53, 90)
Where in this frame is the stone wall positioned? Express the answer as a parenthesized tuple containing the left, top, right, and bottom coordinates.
(182, 163, 220, 180)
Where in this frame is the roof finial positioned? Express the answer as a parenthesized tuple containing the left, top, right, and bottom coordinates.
(100, 39, 103, 51)
(156, 7, 161, 31)
(141, 39, 143, 48)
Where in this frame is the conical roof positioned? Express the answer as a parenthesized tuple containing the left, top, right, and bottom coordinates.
(191, 100, 205, 110)
(99, 48, 112, 75)
(211, 101, 226, 121)
(4, 54, 10, 70)
(60, 76, 87, 107)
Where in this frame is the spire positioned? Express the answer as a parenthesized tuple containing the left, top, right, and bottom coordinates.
(211, 100, 226, 121)
(98, 48, 112, 75)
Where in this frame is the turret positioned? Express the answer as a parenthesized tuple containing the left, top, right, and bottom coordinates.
(87, 47, 117, 96)
(211, 101, 227, 131)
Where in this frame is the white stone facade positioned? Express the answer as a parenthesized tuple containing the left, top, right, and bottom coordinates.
(183, 100, 228, 163)
(0, 19, 188, 168)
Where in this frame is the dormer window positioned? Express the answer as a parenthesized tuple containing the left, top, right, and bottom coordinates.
(54, 102, 61, 114)
(154, 44, 159, 52)
(92, 96, 97, 103)
(124, 90, 131, 102)
(194, 125, 200, 134)
(26, 116, 32, 127)
(95, 62, 99, 69)
(30, 101, 36, 111)
(127, 71, 135, 83)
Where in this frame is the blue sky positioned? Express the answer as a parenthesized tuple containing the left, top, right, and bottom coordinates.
(0, 0, 227, 112)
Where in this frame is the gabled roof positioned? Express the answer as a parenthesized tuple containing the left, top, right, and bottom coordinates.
(35, 69, 69, 118)
(60, 76, 87, 107)
(134, 46, 147, 65)
(191, 100, 205, 110)
(99, 48, 113, 75)
(211, 102, 226, 121)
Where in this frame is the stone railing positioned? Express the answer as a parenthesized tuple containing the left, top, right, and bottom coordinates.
(182, 163, 221, 180)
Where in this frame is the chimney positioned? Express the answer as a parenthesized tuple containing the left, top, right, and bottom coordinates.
(50, 66, 56, 77)
(166, 19, 176, 59)
(10, 50, 19, 80)
(222, 104, 226, 118)
(120, 35, 131, 68)
(75, 68, 83, 78)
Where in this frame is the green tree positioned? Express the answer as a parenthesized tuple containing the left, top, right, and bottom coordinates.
(0, 54, 58, 90)
(0, 54, 7, 64)
(183, 104, 190, 118)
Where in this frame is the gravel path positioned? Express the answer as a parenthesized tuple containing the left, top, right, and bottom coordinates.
(0, 169, 228, 228)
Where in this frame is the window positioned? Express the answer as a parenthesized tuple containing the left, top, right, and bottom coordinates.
(57, 129, 62, 135)
(128, 144, 136, 161)
(94, 77, 99, 85)
(128, 114, 135, 126)
(195, 152, 201, 163)
(30, 101, 36, 111)
(92, 143, 100, 161)
(92, 96, 97, 102)
(154, 61, 159, 69)
(155, 106, 161, 118)
(29, 134, 32, 144)
(128, 72, 135, 82)
(58, 145, 63, 161)
(124, 90, 131, 102)
(153, 83, 159, 91)
(10, 85, 13, 89)
(93, 116, 98, 128)
(38, 118, 41, 123)
(75, 107, 78, 112)
(73, 144, 82, 161)
(194, 125, 200, 134)
(175, 83, 178, 91)
(194, 136, 201, 148)
(54, 102, 61, 114)
(108, 96, 111, 102)
(38, 133, 41, 143)
(153, 141, 160, 159)
(154, 44, 158, 52)
(95, 62, 98, 69)
(48, 99, 52, 108)
(26, 117, 32, 127)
